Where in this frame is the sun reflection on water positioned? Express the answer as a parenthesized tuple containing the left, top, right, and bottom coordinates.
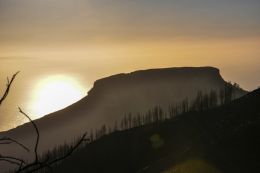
(30, 75, 87, 119)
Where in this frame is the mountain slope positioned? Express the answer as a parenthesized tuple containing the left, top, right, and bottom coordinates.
(54, 88, 260, 173)
(0, 67, 246, 171)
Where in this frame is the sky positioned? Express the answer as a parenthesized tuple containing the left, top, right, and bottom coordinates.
(0, 0, 260, 90)
(0, 0, 260, 131)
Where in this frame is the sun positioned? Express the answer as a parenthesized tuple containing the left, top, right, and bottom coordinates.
(30, 75, 86, 118)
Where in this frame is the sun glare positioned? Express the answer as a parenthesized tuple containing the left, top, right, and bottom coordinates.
(30, 75, 86, 118)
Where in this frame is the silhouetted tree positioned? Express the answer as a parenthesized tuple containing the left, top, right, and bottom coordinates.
(233, 82, 241, 90)
(90, 129, 94, 142)
(181, 98, 189, 113)
(128, 113, 132, 129)
(219, 89, 225, 105)
(108, 126, 112, 134)
(113, 121, 118, 132)
(168, 105, 175, 119)
(202, 93, 210, 110)
(209, 90, 218, 108)
(101, 124, 107, 136)
(192, 91, 203, 111)
(224, 82, 234, 104)
(136, 113, 142, 127)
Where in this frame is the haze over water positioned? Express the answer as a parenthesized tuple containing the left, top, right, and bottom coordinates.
(1, 0, 260, 131)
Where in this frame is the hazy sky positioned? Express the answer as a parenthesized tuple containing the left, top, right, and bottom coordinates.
(0, 0, 260, 90)
(1, 0, 260, 43)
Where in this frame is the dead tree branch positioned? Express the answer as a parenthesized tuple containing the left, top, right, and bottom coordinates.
(18, 107, 40, 163)
(0, 71, 19, 106)
(17, 132, 87, 173)
(0, 158, 21, 166)
(0, 137, 30, 152)
(0, 155, 25, 167)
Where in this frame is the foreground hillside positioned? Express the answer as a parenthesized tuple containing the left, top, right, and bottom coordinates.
(54, 88, 260, 173)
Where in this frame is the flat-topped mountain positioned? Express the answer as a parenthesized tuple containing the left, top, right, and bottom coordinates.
(0, 67, 247, 171)
(38, 67, 244, 125)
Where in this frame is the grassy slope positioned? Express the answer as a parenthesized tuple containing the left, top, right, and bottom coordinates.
(55, 89, 260, 173)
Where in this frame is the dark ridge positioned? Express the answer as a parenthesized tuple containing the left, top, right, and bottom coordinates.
(54, 88, 260, 173)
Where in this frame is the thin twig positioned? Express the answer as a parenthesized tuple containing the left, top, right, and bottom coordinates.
(18, 133, 87, 173)
(0, 71, 19, 106)
(18, 107, 39, 163)
(0, 155, 25, 166)
(0, 155, 25, 164)
(0, 158, 21, 166)
(0, 141, 11, 145)
(0, 137, 30, 152)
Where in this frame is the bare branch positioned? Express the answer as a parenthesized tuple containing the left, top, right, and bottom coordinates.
(0, 137, 30, 152)
(0, 155, 25, 164)
(0, 155, 25, 167)
(18, 132, 87, 173)
(0, 71, 19, 106)
(18, 107, 39, 163)
(0, 158, 21, 166)
(0, 141, 11, 145)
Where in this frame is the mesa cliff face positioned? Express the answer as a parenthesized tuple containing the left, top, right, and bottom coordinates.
(0, 67, 246, 170)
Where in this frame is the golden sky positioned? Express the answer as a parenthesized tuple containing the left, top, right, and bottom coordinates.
(0, 0, 260, 90)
